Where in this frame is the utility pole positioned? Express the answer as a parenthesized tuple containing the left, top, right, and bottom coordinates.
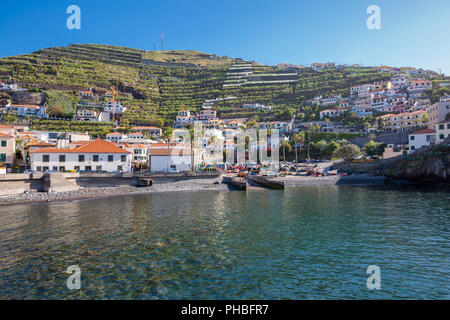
(161, 32, 164, 51)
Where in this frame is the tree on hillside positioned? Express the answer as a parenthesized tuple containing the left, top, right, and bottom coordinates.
(333, 143, 361, 161)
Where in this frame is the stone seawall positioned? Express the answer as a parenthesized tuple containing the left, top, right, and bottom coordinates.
(0, 172, 221, 196)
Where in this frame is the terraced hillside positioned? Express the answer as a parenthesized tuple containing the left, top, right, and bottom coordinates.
(0, 44, 390, 129)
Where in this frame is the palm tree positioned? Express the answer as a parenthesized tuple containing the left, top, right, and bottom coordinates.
(162, 127, 173, 173)
(292, 132, 305, 162)
(281, 139, 292, 162)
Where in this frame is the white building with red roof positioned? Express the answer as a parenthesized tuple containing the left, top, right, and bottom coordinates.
(319, 109, 345, 119)
(408, 128, 436, 152)
(29, 139, 131, 173)
(6, 104, 48, 118)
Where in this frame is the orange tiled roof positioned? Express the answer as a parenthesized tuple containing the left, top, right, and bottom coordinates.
(30, 139, 130, 154)
(28, 141, 55, 147)
(11, 105, 40, 109)
(0, 132, 13, 138)
(410, 129, 435, 135)
(132, 126, 161, 130)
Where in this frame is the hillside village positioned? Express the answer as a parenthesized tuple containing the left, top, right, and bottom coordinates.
(0, 44, 449, 174)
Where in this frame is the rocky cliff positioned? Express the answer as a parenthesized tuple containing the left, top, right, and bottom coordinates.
(11, 91, 47, 105)
(337, 143, 450, 184)
(384, 144, 449, 184)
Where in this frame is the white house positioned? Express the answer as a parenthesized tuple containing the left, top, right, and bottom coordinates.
(104, 100, 125, 113)
(6, 105, 48, 118)
(148, 143, 191, 172)
(408, 129, 436, 152)
(74, 108, 101, 121)
(435, 119, 450, 143)
(131, 126, 162, 139)
(124, 143, 149, 166)
(30, 139, 132, 172)
(106, 132, 127, 142)
(319, 109, 345, 119)
(79, 90, 94, 98)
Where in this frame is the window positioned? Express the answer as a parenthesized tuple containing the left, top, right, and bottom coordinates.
(439, 125, 444, 130)
(134, 156, 138, 160)
(96, 166, 102, 172)
(1, 141, 6, 147)
(410, 146, 415, 150)
(93, 155, 99, 162)
(59, 166, 65, 172)
(440, 134, 445, 139)
(74, 166, 80, 171)
(59, 155, 66, 162)
(447, 124, 450, 129)
(79, 155, 85, 162)
(410, 136, 415, 140)
(37, 166, 42, 172)
(117, 165, 122, 171)
(43, 155, 49, 162)
(121, 155, 126, 162)
(0, 153, 6, 162)
(108, 155, 113, 162)
(43, 167, 49, 172)
(85, 166, 92, 172)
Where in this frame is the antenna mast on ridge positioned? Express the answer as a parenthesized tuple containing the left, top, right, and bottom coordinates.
(161, 32, 164, 51)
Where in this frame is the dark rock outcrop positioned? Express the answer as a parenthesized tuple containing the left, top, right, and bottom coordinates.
(384, 145, 450, 184)
(337, 144, 450, 184)
(11, 91, 47, 105)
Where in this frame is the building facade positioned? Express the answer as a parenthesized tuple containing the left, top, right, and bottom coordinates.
(30, 139, 132, 172)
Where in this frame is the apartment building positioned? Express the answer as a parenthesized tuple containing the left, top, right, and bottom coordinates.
(379, 110, 427, 132)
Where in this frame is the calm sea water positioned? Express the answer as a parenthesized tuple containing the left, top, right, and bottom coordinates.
(0, 186, 449, 299)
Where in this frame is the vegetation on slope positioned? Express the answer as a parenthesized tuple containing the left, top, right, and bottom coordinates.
(0, 44, 391, 132)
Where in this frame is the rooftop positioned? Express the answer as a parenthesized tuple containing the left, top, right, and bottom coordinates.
(30, 139, 130, 154)
(410, 129, 435, 135)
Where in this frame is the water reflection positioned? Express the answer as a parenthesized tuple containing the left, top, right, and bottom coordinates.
(0, 187, 449, 299)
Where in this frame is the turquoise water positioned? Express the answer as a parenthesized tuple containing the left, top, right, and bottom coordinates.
(0, 186, 449, 299)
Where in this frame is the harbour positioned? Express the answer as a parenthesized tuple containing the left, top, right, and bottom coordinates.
(0, 185, 448, 299)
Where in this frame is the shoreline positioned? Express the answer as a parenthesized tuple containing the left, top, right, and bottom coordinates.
(0, 174, 389, 207)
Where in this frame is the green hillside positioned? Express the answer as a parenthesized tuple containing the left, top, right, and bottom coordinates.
(0, 44, 391, 130)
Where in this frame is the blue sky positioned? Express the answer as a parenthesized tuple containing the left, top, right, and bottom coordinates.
(1, 0, 449, 74)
